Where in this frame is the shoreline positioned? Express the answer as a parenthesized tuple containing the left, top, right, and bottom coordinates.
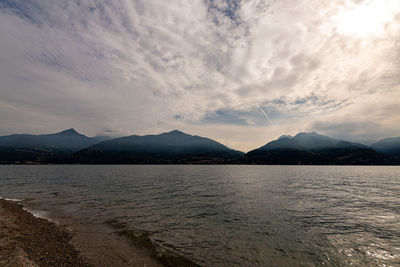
(0, 199, 88, 266)
(0, 198, 197, 267)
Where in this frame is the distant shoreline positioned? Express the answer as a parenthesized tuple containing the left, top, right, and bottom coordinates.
(0, 163, 399, 166)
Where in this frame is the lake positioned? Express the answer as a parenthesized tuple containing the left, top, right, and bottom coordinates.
(0, 165, 399, 266)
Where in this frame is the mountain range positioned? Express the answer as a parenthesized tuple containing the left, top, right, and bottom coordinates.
(241, 132, 397, 165)
(0, 129, 399, 165)
(371, 137, 400, 157)
(0, 129, 97, 164)
(75, 130, 244, 164)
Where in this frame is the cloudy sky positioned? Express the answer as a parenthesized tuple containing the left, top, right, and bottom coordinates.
(1, 0, 400, 151)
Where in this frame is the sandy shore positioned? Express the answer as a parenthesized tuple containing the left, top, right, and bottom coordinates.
(0, 199, 167, 267)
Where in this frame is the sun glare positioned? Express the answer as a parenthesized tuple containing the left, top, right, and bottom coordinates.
(334, 1, 397, 38)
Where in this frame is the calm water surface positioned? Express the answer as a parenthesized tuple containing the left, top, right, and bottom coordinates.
(0, 165, 399, 266)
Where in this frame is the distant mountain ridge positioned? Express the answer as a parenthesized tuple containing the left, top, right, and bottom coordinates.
(0, 129, 398, 165)
(74, 130, 244, 164)
(0, 128, 99, 163)
(0, 128, 96, 153)
(257, 132, 367, 151)
(372, 137, 400, 157)
(242, 132, 397, 165)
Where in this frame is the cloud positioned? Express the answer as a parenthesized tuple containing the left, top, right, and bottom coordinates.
(0, 0, 400, 151)
(309, 88, 400, 143)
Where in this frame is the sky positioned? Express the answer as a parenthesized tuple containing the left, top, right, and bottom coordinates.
(1, 0, 400, 152)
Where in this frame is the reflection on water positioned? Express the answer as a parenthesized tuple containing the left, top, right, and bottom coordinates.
(0, 165, 399, 266)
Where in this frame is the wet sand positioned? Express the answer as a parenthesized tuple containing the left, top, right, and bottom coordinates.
(0, 199, 165, 267)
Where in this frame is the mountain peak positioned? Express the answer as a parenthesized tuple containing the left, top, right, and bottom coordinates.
(258, 131, 340, 151)
(278, 135, 293, 140)
(294, 132, 320, 138)
(165, 129, 187, 135)
(55, 128, 80, 136)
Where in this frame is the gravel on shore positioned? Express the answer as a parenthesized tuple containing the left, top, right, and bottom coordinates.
(0, 199, 90, 266)
(0, 198, 197, 267)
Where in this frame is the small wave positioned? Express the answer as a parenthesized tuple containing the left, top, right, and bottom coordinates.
(2, 197, 23, 202)
(22, 207, 59, 225)
(23, 207, 48, 219)
(1, 196, 57, 223)
(106, 219, 199, 267)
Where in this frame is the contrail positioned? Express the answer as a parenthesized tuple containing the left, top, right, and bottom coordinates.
(258, 107, 274, 126)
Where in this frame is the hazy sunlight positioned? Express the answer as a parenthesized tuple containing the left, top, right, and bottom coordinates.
(334, 1, 397, 37)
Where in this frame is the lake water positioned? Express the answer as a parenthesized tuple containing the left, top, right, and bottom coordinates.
(0, 165, 399, 266)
